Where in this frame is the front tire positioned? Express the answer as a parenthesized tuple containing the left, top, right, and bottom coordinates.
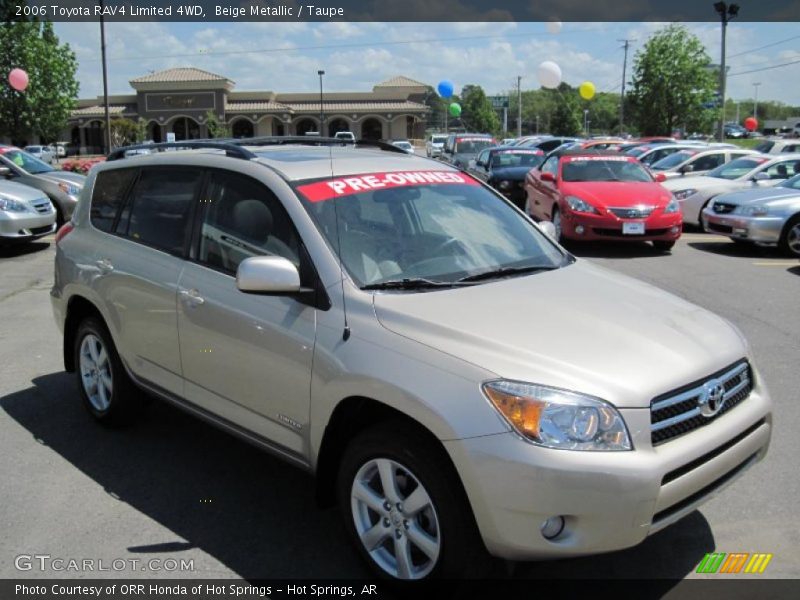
(74, 317, 141, 425)
(337, 422, 489, 581)
(551, 205, 563, 242)
(779, 215, 800, 257)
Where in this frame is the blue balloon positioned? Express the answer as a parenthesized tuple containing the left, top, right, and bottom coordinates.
(437, 80, 454, 99)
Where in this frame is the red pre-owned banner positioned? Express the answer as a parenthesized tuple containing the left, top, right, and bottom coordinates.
(296, 170, 479, 203)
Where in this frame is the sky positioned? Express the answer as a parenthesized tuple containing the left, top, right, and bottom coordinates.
(52, 21, 800, 106)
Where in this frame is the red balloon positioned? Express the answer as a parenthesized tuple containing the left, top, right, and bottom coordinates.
(744, 117, 758, 132)
(8, 68, 29, 92)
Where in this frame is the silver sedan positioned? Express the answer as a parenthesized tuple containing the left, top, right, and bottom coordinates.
(702, 173, 800, 257)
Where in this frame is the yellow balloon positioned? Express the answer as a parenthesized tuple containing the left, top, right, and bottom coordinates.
(579, 81, 596, 100)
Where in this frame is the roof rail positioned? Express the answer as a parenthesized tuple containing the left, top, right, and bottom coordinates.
(230, 136, 409, 155)
(353, 139, 409, 154)
(106, 141, 257, 162)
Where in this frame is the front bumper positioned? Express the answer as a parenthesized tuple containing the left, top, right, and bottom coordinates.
(445, 380, 771, 560)
(493, 181, 526, 210)
(0, 211, 57, 242)
(561, 209, 683, 242)
(702, 209, 784, 244)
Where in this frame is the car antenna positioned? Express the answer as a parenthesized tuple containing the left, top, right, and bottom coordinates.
(328, 145, 351, 341)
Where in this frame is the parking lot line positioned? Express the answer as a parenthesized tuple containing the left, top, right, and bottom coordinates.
(751, 261, 796, 266)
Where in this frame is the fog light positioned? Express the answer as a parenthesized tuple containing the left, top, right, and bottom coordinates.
(670, 226, 680, 234)
(574, 225, 585, 235)
(540, 516, 565, 540)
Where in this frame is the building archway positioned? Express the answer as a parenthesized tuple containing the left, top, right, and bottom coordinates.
(295, 118, 319, 136)
(84, 120, 104, 154)
(171, 116, 200, 141)
(231, 118, 255, 139)
(361, 118, 383, 141)
(328, 117, 350, 137)
(273, 120, 285, 136)
(147, 121, 162, 143)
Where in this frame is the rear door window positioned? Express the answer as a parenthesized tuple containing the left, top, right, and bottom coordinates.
(116, 167, 203, 255)
(90, 168, 137, 232)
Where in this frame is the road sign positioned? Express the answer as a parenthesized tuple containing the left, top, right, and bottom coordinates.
(489, 96, 510, 109)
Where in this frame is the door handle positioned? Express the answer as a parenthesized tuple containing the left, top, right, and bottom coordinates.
(95, 258, 114, 273)
(179, 288, 205, 307)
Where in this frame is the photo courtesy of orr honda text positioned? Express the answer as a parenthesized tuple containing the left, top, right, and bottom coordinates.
(1, 0, 799, 598)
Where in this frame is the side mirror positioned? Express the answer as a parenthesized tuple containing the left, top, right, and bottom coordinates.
(679, 164, 694, 175)
(654, 173, 667, 182)
(236, 256, 300, 294)
(538, 221, 558, 239)
(540, 171, 556, 183)
(752, 172, 770, 182)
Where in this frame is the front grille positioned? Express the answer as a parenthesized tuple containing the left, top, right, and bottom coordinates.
(650, 361, 752, 446)
(608, 206, 655, 219)
(593, 227, 670, 237)
(707, 222, 733, 234)
(32, 200, 52, 214)
(28, 224, 54, 235)
(713, 202, 737, 214)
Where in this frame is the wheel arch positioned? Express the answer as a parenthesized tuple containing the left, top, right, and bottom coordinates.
(63, 294, 106, 372)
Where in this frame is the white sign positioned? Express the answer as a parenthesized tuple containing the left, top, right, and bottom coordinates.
(166, 132, 176, 143)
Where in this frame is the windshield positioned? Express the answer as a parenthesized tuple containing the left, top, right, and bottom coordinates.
(651, 150, 696, 170)
(707, 157, 768, 180)
(295, 170, 565, 288)
(561, 157, 653, 182)
(490, 150, 544, 168)
(454, 138, 495, 154)
(0, 149, 54, 174)
(431, 136, 447, 144)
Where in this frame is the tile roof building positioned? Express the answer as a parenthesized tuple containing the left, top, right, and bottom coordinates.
(66, 68, 431, 154)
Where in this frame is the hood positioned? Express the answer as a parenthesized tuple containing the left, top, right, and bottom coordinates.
(713, 185, 800, 206)
(662, 175, 738, 192)
(489, 166, 534, 181)
(0, 180, 51, 203)
(561, 181, 673, 208)
(373, 261, 746, 408)
(37, 171, 86, 187)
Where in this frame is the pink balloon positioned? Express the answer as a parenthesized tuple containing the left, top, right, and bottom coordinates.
(8, 68, 29, 92)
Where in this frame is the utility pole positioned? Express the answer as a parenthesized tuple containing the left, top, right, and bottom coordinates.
(517, 76, 522, 138)
(618, 39, 633, 136)
(99, 0, 111, 153)
(753, 82, 761, 120)
(714, 2, 739, 141)
(317, 70, 325, 134)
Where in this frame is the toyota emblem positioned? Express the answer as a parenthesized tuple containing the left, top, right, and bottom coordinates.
(699, 381, 727, 418)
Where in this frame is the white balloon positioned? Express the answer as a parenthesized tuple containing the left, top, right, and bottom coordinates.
(546, 19, 562, 35)
(537, 61, 562, 89)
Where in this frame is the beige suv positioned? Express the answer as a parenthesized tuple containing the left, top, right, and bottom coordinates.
(51, 139, 772, 581)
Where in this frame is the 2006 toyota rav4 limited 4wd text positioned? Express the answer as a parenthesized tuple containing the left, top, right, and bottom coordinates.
(51, 139, 772, 581)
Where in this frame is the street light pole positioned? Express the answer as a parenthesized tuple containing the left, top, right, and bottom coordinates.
(753, 82, 761, 120)
(714, 2, 739, 142)
(584, 109, 589, 135)
(99, 0, 111, 154)
(317, 70, 325, 135)
(516, 76, 522, 138)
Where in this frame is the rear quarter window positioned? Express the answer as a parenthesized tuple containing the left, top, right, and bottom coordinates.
(90, 168, 138, 232)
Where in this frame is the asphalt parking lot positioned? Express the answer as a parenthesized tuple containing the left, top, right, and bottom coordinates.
(0, 230, 798, 583)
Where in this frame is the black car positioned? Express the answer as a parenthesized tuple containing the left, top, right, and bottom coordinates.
(467, 146, 545, 210)
(440, 134, 497, 169)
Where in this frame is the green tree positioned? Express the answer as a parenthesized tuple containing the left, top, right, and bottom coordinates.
(460, 85, 500, 134)
(0, 21, 79, 145)
(548, 84, 582, 136)
(628, 24, 717, 136)
(109, 118, 140, 148)
(205, 110, 230, 138)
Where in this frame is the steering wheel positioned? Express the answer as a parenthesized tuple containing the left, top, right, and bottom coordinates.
(431, 236, 465, 255)
(404, 237, 471, 276)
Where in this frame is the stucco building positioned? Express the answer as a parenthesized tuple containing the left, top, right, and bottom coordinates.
(66, 68, 431, 154)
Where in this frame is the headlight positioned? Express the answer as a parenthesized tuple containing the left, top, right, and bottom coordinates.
(673, 189, 697, 200)
(498, 180, 511, 190)
(58, 182, 82, 196)
(565, 195, 600, 214)
(734, 205, 769, 216)
(664, 197, 680, 213)
(483, 381, 632, 451)
(0, 196, 31, 212)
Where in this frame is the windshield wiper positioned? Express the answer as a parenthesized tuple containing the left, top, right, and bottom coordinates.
(457, 265, 559, 283)
(361, 278, 472, 291)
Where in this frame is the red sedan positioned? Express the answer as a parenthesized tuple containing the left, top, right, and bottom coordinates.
(524, 149, 682, 251)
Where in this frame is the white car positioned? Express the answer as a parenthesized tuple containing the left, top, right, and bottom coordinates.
(651, 147, 758, 180)
(334, 131, 356, 143)
(425, 134, 447, 157)
(24, 145, 54, 164)
(753, 138, 800, 155)
(662, 153, 800, 225)
(391, 140, 414, 154)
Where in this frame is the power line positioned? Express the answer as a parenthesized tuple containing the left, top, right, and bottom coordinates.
(727, 34, 800, 59)
(728, 58, 800, 77)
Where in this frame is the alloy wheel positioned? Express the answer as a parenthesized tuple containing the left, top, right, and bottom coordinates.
(787, 222, 800, 256)
(79, 334, 113, 412)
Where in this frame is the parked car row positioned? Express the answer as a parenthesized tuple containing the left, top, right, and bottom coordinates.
(0, 145, 87, 245)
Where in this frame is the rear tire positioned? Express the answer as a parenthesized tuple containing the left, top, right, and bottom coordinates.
(74, 317, 142, 426)
(778, 215, 800, 258)
(337, 421, 490, 581)
(653, 240, 676, 252)
(551, 206, 563, 242)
